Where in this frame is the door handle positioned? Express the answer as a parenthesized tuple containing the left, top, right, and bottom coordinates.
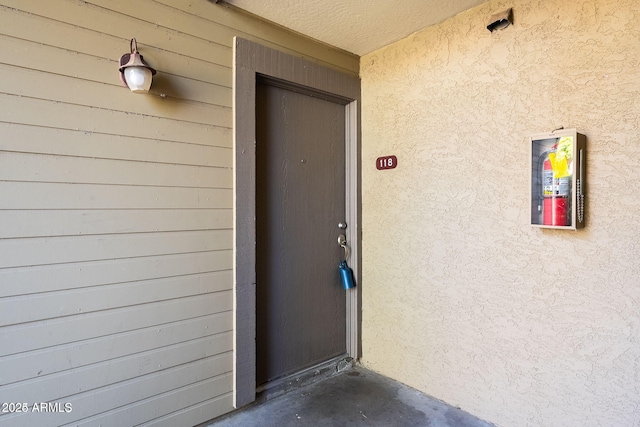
(338, 234, 350, 261)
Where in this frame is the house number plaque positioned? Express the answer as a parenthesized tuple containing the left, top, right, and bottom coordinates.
(376, 155, 397, 170)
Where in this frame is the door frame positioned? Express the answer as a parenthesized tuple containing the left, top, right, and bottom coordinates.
(233, 37, 361, 408)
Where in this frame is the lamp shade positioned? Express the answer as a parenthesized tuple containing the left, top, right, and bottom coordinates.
(119, 38, 156, 93)
(124, 66, 153, 93)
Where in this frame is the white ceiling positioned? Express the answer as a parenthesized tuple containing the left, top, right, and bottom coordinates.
(224, 0, 487, 56)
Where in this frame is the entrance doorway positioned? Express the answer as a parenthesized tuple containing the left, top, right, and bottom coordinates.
(234, 37, 360, 407)
(255, 79, 347, 385)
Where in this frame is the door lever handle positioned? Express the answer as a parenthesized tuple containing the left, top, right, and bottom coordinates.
(338, 234, 350, 261)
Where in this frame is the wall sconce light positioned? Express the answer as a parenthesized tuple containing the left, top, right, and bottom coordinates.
(487, 8, 513, 32)
(119, 38, 156, 93)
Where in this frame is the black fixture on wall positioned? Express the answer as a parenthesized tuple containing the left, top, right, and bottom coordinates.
(487, 8, 513, 32)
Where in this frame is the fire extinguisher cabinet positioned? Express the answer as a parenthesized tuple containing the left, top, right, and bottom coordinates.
(530, 129, 586, 229)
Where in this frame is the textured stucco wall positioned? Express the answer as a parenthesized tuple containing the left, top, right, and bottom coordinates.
(360, 1, 640, 426)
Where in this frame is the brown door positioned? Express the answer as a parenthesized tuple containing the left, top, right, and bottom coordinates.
(255, 78, 346, 385)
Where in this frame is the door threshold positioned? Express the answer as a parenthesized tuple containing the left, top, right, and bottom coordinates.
(255, 355, 354, 403)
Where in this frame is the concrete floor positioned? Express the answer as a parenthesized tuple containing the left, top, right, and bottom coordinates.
(207, 367, 494, 427)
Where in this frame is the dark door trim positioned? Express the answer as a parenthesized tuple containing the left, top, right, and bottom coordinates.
(233, 37, 361, 408)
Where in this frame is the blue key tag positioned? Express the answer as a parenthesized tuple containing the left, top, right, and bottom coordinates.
(339, 260, 356, 290)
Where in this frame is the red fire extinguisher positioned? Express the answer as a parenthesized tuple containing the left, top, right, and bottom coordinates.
(541, 147, 570, 226)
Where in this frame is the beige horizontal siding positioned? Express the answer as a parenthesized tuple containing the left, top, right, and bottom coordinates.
(0, 230, 232, 268)
(0, 1, 233, 69)
(0, 0, 358, 425)
(0, 182, 232, 209)
(69, 373, 234, 427)
(1, 333, 232, 403)
(137, 394, 234, 427)
(0, 251, 232, 297)
(2, 356, 233, 426)
(0, 293, 232, 356)
(0, 152, 232, 187)
(0, 209, 232, 239)
(1, 123, 232, 165)
(0, 93, 229, 144)
(0, 63, 230, 124)
(0, 32, 230, 104)
(2, 270, 233, 326)
(0, 10, 232, 87)
(1, 311, 233, 384)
